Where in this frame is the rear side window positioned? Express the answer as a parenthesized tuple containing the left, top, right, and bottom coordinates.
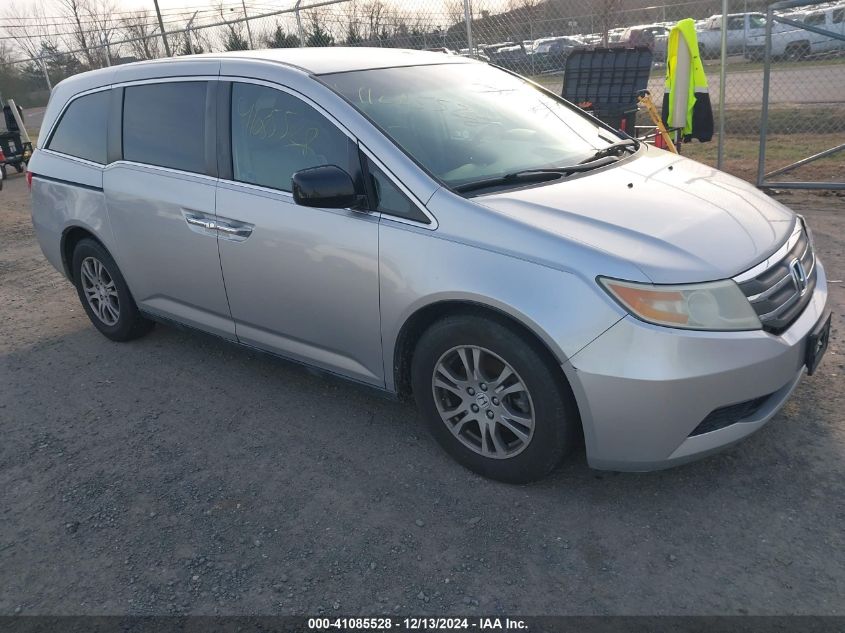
(804, 12, 826, 26)
(123, 81, 207, 174)
(47, 90, 109, 164)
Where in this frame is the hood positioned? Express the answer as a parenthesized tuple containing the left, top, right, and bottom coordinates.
(474, 148, 795, 284)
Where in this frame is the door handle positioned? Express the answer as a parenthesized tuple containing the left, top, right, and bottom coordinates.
(185, 215, 216, 231)
(216, 222, 253, 239)
(216, 218, 254, 241)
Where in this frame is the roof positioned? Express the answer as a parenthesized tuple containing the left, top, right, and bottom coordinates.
(202, 47, 473, 75)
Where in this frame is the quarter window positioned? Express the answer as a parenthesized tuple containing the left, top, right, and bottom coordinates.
(231, 82, 349, 192)
(367, 160, 429, 224)
(123, 81, 207, 174)
(47, 90, 109, 164)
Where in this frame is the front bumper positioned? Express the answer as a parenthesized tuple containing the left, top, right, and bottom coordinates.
(564, 261, 829, 471)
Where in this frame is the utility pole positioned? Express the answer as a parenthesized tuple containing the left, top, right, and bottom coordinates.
(242, 0, 255, 49)
(153, 0, 172, 57)
(717, 0, 728, 169)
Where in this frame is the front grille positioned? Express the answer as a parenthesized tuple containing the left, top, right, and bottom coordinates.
(736, 221, 816, 335)
(690, 394, 771, 436)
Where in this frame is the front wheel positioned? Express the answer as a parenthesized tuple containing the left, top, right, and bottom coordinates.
(72, 238, 154, 341)
(411, 315, 579, 483)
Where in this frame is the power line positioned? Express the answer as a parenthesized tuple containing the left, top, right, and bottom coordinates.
(0, 0, 274, 27)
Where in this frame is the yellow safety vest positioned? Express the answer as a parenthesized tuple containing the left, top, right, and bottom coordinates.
(665, 18, 710, 137)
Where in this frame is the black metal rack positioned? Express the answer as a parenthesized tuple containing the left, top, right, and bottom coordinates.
(561, 46, 653, 133)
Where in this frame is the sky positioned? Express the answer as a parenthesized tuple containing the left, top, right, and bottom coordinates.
(19, 0, 477, 34)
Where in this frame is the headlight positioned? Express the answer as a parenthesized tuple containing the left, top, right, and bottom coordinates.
(598, 277, 762, 331)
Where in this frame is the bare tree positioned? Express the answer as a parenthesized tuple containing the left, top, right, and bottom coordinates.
(444, 0, 465, 27)
(121, 12, 162, 60)
(361, 0, 387, 41)
(217, 4, 249, 51)
(596, 0, 622, 45)
(1, 1, 57, 61)
(55, 0, 96, 67)
(86, 0, 119, 65)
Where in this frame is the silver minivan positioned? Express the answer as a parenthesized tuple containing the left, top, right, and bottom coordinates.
(29, 48, 830, 482)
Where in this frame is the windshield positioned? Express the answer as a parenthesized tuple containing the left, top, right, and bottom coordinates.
(321, 63, 617, 190)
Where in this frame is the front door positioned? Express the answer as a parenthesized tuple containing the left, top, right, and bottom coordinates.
(215, 81, 383, 386)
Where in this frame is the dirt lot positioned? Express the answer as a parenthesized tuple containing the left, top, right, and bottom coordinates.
(1, 171, 844, 616)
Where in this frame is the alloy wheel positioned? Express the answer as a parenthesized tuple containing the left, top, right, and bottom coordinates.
(431, 345, 535, 459)
(80, 256, 120, 326)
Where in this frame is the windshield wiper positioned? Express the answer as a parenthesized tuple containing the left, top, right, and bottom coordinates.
(454, 155, 619, 194)
(585, 138, 640, 161)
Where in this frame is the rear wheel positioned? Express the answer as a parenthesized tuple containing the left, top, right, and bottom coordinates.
(411, 315, 579, 483)
(72, 238, 154, 341)
(785, 42, 810, 61)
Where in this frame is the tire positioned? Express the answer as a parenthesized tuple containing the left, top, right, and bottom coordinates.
(71, 238, 154, 341)
(411, 314, 579, 483)
(785, 42, 810, 61)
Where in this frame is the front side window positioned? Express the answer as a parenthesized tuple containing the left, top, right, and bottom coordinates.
(47, 90, 109, 164)
(231, 82, 349, 192)
(322, 63, 613, 191)
(123, 81, 207, 173)
(748, 15, 767, 29)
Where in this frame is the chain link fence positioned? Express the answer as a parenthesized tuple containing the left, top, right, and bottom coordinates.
(1, 0, 843, 185)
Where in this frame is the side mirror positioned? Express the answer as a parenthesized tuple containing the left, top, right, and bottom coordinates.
(292, 165, 363, 210)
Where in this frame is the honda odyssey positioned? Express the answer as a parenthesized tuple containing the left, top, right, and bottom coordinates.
(29, 48, 830, 482)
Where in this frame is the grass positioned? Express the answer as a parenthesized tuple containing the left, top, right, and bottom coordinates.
(682, 133, 845, 184)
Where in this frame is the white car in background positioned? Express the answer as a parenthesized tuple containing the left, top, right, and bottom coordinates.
(745, 4, 845, 59)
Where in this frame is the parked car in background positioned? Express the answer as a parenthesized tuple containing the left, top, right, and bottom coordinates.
(607, 28, 627, 44)
(745, 4, 844, 60)
(617, 24, 669, 60)
(531, 36, 583, 72)
(28, 49, 830, 483)
(488, 43, 531, 71)
(697, 12, 768, 58)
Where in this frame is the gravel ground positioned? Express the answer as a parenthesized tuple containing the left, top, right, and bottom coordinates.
(1, 172, 844, 616)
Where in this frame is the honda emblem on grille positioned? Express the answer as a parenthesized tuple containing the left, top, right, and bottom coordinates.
(789, 258, 808, 296)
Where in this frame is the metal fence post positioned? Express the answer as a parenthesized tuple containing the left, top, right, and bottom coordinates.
(153, 0, 172, 57)
(756, 5, 774, 187)
(463, 0, 473, 54)
(41, 60, 52, 91)
(186, 11, 199, 55)
(102, 34, 112, 66)
(717, 0, 728, 169)
(242, 0, 255, 49)
(295, 0, 305, 47)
